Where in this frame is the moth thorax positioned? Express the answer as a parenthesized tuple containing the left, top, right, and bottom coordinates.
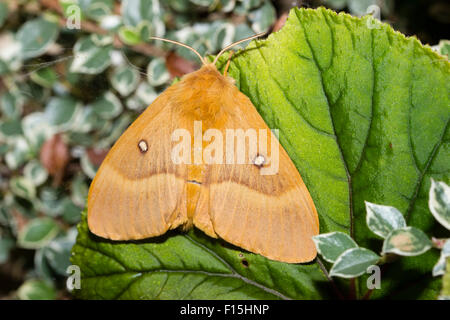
(138, 140, 148, 153)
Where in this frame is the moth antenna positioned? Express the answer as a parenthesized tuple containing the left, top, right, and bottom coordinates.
(213, 31, 268, 66)
(150, 36, 207, 66)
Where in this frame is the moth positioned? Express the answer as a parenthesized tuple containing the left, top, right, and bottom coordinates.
(87, 34, 319, 263)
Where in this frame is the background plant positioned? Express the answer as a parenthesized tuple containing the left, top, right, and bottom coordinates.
(313, 179, 450, 299)
(0, 0, 448, 300)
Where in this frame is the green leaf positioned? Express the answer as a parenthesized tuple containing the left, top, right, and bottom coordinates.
(382, 227, 432, 256)
(73, 7, 450, 299)
(117, 26, 142, 45)
(1, 91, 24, 119)
(90, 91, 123, 120)
(16, 18, 59, 59)
(17, 279, 56, 300)
(78, 0, 114, 20)
(9, 177, 36, 200)
(18, 217, 60, 249)
(442, 258, 450, 299)
(329, 247, 380, 278)
(432, 240, 450, 277)
(147, 58, 170, 86)
(72, 212, 329, 299)
(44, 229, 77, 276)
(248, 1, 276, 33)
(365, 201, 407, 239)
(429, 179, 450, 230)
(312, 231, 358, 263)
(70, 35, 113, 74)
(0, 237, 14, 264)
(0, 2, 8, 28)
(121, 0, 164, 33)
(23, 160, 48, 187)
(44, 97, 80, 130)
(30, 67, 58, 88)
(110, 66, 140, 96)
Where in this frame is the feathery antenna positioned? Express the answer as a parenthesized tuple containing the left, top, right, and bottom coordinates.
(212, 31, 268, 65)
(150, 36, 207, 66)
(151, 31, 268, 68)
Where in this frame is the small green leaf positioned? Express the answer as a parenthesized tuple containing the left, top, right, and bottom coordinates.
(30, 67, 58, 88)
(0, 237, 14, 264)
(17, 18, 59, 59)
(118, 26, 142, 45)
(17, 279, 56, 300)
(44, 230, 77, 275)
(249, 1, 276, 33)
(442, 258, 450, 299)
(18, 217, 60, 249)
(329, 247, 380, 278)
(62, 199, 82, 224)
(111, 66, 140, 96)
(147, 58, 170, 86)
(432, 240, 450, 277)
(312, 231, 358, 263)
(24, 160, 48, 186)
(22, 112, 55, 149)
(71, 106, 100, 133)
(0, 118, 23, 137)
(365, 201, 407, 239)
(91, 91, 123, 119)
(1, 91, 23, 119)
(0, 2, 8, 28)
(382, 227, 432, 256)
(70, 174, 89, 208)
(429, 179, 450, 230)
(4, 138, 30, 170)
(10, 177, 36, 199)
(44, 97, 79, 130)
(70, 35, 112, 74)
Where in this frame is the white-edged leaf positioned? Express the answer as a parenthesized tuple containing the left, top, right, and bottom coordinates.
(329, 247, 380, 278)
(70, 35, 112, 74)
(429, 179, 450, 231)
(365, 201, 407, 238)
(17, 279, 56, 300)
(44, 97, 80, 131)
(90, 91, 123, 119)
(18, 217, 60, 249)
(9, 176, 36, 199)
(312, 231, 358, 263)
(249, 1, 276, 33)
(4, 137, 30, 170)
(44, 231, 77, 275)
(433, 240, 450, 277)
(80, 151, 98, 179)
(0, 2, 8, 28)
(24, 160, 48, 186)
(382, 227, 432, 256)
(1, 91, 24, 119)
(22, 112, 55, 149)
(135, 81, 158, 106)
(17, 18, 59, 59)
(111, 66, 140, 96)
(147, 57, 170, 86)
(0, 237, 14, 264)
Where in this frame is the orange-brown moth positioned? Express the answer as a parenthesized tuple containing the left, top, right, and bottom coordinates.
(87, 34, 319, 263)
